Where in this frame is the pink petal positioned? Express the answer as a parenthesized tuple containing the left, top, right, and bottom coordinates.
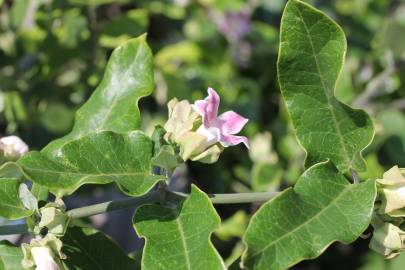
(220, 134, 250, 149)
(193, 87, 220, 127)
(217, 111, 248, 135)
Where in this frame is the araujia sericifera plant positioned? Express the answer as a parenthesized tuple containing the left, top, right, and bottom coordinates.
(0, 1, 403, 269)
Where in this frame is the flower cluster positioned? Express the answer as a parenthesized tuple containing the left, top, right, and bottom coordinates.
(22, 200, 69, 270)
(164, 87, 249, 164)
(370, 166, 405, 258)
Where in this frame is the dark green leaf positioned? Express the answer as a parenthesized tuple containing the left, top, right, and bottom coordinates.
(242, 162, 377, 270)
(277, 0, 374, 173)
(62, 226, 137, 270)
(19, 131, 164, 197)
(133, 185, 226, 270)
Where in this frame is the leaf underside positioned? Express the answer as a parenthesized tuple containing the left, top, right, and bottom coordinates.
(277, 0, 374, 173)
(242, 162, 376, 270)
(133, 185, 226, 270)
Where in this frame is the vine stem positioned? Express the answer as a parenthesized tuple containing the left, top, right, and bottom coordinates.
(0, 190, 278, 235)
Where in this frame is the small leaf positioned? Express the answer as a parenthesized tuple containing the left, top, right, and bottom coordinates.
(151, 125, 180, 170)
(133, 185, 226, 270)
(61, 226, 137, 270)
(277, 0, 373, 173)
(242, 162, 377, 270)
(43, 34, 154, 156)
(18, 183, 38, 212)
(19, 131, 164, 197)
(0, 240, 25, 270)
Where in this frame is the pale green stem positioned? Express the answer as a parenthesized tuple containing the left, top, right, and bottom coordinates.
(0, 190, 278, 235)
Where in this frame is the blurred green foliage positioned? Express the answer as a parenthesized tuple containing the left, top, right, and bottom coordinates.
(0, 0, 405, 268)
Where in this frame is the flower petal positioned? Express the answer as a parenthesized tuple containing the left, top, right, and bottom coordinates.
(193, 87, 220, 126)
(220, 134, 250, 149)
(217, 111, 248, 135)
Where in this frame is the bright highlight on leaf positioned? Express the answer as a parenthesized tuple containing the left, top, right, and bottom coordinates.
(277, 0, 374, 173)
(133, 185, 226, 270)
(242, 162, 376, 270)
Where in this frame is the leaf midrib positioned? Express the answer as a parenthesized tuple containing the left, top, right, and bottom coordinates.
(295, 7, 351, 169)
(250, 182, 353, 259)
(23, 167, 148, 177)
(176, 217, 192, 270)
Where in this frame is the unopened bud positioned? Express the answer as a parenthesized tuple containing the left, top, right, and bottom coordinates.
(0, 136, 28, 160)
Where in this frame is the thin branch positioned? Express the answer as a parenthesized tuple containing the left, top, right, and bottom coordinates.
(352, 51, 395, 110)
(0, 190, 278, 235)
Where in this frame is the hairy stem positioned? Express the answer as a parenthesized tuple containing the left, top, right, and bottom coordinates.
(0, 190, 278, 235)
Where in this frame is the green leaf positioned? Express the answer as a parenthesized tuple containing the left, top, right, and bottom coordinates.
(277, 0, 373, 173)
(19, 131, 164, 197)
(150, 125, 180, 170)
(0, 163, 33, 219)
(44, 34, 154, 156)
(133, 185, 226, 270)
(0, 241, 25, 270)
(61, 226, 137, 270)
(242, 162, 377, 270)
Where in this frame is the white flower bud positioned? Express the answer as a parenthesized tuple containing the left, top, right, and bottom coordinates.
(0, 135, 28, 160)
(377, 166, 405, 217)
(31, 246, 60, 270)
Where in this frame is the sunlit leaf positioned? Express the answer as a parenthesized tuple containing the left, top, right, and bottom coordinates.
(19, 131, 164, 197)
(242, 162, 377, 270)
(44, 35, 154, 156)
(277, 0, 374, 173)
(133, 185, 226, 270)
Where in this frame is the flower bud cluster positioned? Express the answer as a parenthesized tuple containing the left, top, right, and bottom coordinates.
(22, 199, 69, 270)
(370, 166, 405, 258)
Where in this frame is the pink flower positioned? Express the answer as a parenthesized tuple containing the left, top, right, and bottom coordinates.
(193, 87, 249, 148)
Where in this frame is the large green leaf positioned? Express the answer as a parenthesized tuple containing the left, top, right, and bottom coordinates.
(242, 162, 376, 270)
(44, 34, 153, 156)
(0, 240, 25, 270)
(133, 185, 226, 270)
(18, 131, 164, 197)
(277, 0, 373, 173)
(0, 162, 33, 220)
(61, 226, 138, 270)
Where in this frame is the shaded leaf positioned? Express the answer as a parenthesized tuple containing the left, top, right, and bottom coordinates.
(133, 185, 226, 270)
(62, 226, 137, 270)
(0, 240, 25, 270)
(277, 0, 373, 173)
(242, 162, 376, 270)
(19, 131, 164, 197)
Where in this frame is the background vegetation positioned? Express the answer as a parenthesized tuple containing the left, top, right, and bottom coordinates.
(1, 0, 405, 269)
